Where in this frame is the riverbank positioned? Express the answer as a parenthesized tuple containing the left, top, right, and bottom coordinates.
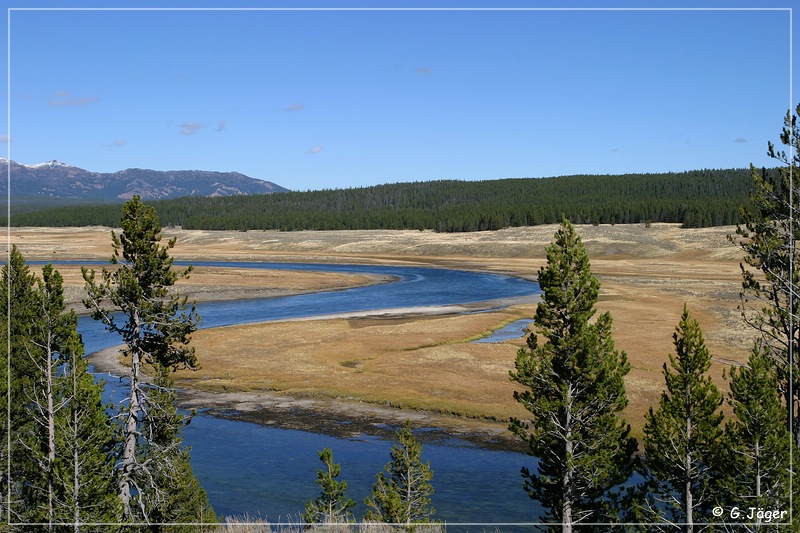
(87, 302, 537, 453)
(19, 223, 749, 440)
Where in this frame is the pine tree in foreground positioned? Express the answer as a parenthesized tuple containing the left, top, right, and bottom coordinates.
(731, 104, 800, 445)
(57, 325, 122, 530)
(303, 448, 355, 526)
(509, 219, 635, 532)
(640, 306, 724, 533)
(139, 366, 216, 529)
(1, 251, 120, 527)
(82, 195, 212, 524)
(36, 263, 120, 528)
(17, 264, 69, 525)
(364, 421, 435, 530)
(718, 345, 792, 532)
(1, 246, 41, 522)
(726, 102, 800, 532)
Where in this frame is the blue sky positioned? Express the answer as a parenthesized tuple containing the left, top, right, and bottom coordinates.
(3, 1, 797, 191)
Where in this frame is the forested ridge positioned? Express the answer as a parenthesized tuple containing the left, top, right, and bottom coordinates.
(7, 168, 753, 231)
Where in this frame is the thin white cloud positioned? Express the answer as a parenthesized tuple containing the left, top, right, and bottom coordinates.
(48, 91, 100, 107)
(306, 145, 324, 154)
(179, 122, 207, 135)
(285, 103, 305, 112)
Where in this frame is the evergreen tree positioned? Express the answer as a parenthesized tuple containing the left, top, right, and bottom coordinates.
(364, 421, 435, 529)
(139, 366, 216, 530)
(508, 219, 635, 531)
(17, 264, 62, 525)
(0, 246, 40, 522)
(641, 306, 724, 532)
(56, 331, 121, 530)
(82, 195, 209, 525)
(719, 345, 791, 531)
(1, 251, 119, 528)
(20, 264, 101, 526)
(731, 104, 800, 443)
(303, 448, 355, 525)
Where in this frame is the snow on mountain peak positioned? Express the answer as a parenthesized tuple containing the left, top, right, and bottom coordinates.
(30, 160, 71, 169)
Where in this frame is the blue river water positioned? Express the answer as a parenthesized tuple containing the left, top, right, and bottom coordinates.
(473, 319, 534, 344)
(76, 261, 545, 526)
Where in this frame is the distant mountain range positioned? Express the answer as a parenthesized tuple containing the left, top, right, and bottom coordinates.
(1, 158, 288, 201)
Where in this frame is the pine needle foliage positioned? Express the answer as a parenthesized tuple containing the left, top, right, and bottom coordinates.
(303, 448, 356, 526)
(641, 306, 724, 532)
(718, 346, 792, 531)
(364, 421, 435, 530)
(1, 247, 44, 522)
(1, 250, 120, 527)
(731, 104, 800, 445)
(508, 219, 635, 531)
(139, 366, 217, 530)
(82, 195, 209, 524)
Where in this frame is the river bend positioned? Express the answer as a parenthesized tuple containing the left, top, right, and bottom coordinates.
(76, 261, 543, 525)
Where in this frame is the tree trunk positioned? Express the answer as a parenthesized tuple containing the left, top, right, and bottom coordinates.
(405, 454, 412, 525)
(685, 476, 692, 533)
(685, 414, 693, 533)
(72, 358, 81, 533)
(46, 331, 55, 529)
(119, 346, 141, 519)
(562, 384, 573, 533)
(755, 440, 762, 499)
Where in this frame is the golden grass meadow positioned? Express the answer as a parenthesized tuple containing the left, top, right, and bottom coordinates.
(13, 223, 749, 443)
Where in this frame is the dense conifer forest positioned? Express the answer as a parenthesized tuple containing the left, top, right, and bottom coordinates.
(6, 168, 754, 231)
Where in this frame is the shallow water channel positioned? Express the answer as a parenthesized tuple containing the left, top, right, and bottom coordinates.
(78, 261, 544, 526)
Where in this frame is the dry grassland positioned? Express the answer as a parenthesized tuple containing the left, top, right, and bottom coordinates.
(178, 311, 536, 423)
(13, 224, 751, 440)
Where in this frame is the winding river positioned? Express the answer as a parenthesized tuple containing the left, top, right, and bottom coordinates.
(77, 262, 544, 526)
